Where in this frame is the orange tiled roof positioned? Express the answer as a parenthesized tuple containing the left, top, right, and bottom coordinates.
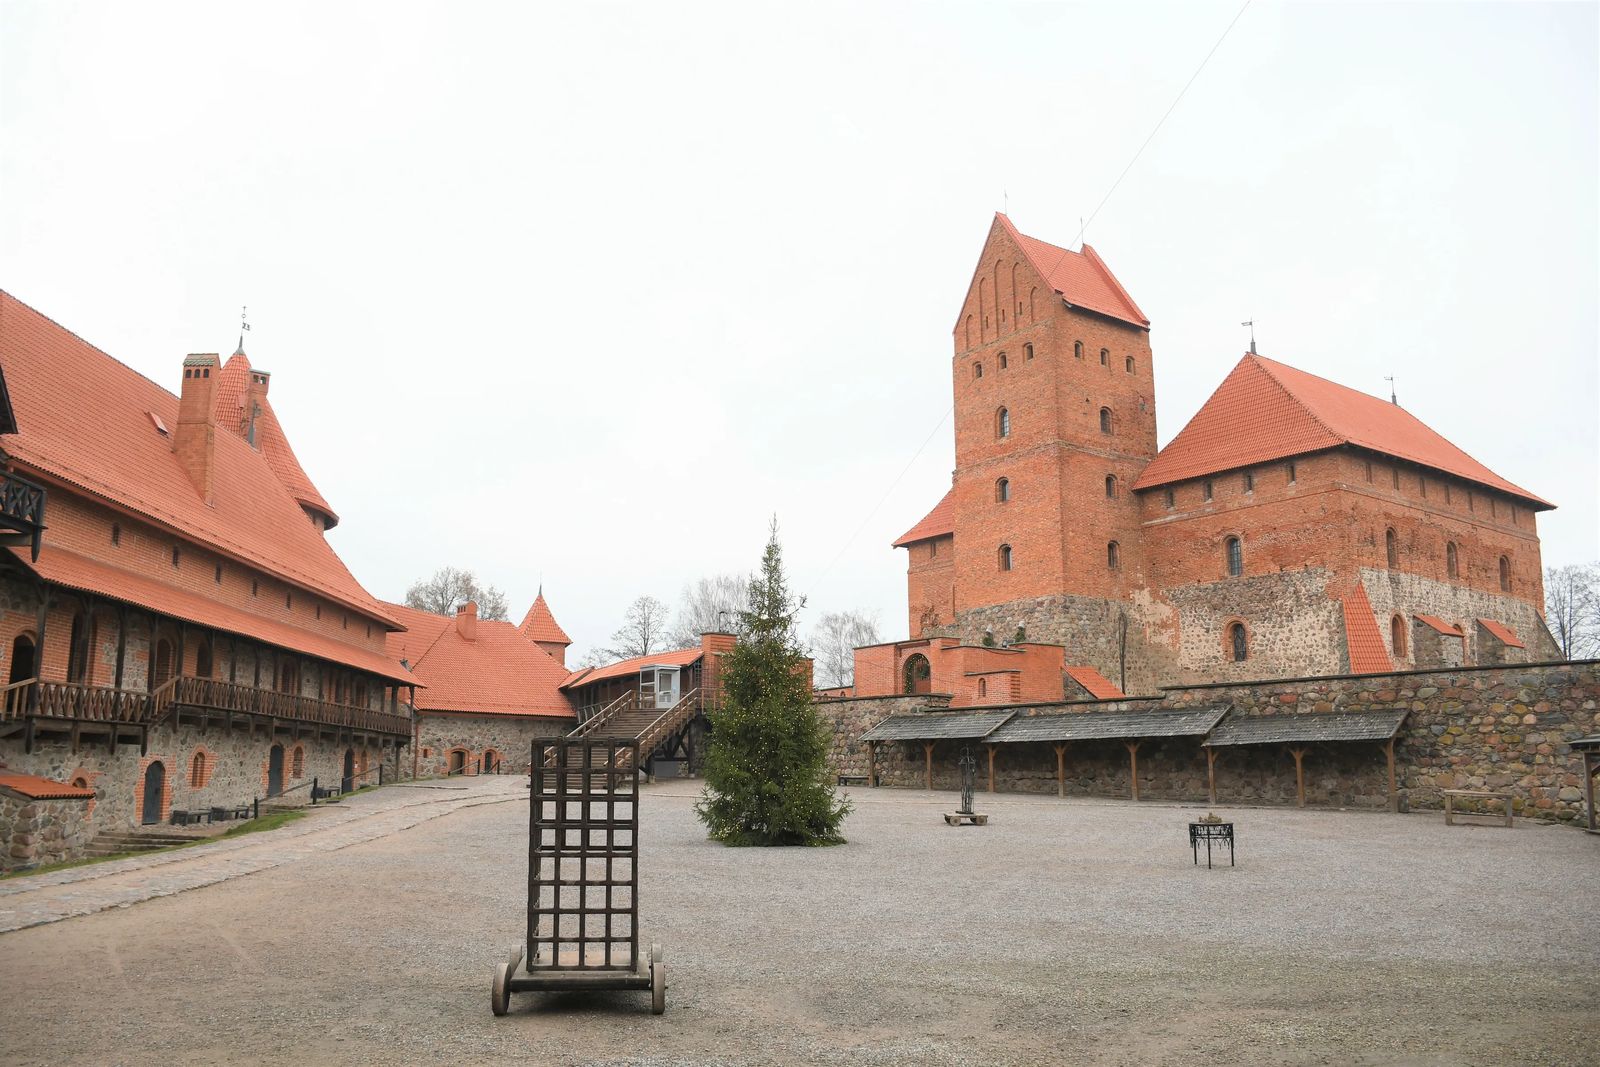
(560, 647, 703, 690)
(1131, 354, 1552, 508)
(996, 214, 1149, 329)
(519, 591, 571, 646)
(12, 546, 417, 683)
(0, 771, 95, 800)
(893, 490, 955, 548)
(1415, 614, 1463, 636)
(1064, 665, 1126, 700)
(1340, 585, 1393, 674)
(0, 292, 392, 626)
(1476, 618, 1524, 648)
(383, 602, 573, 718)
(213, 355, 338, 527)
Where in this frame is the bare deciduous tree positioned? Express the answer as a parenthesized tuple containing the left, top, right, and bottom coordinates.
(666, 574, 751, 648)
(599, 595, 670, 660)
(404, 566, 510, 621)
(809, 609, 881, 688)
(1544, 563, 1600, 660)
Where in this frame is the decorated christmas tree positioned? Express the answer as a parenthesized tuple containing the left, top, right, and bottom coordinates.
(695, 521, 851, 846)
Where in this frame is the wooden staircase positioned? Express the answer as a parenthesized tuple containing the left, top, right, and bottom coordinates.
(555, 689, 709, 772)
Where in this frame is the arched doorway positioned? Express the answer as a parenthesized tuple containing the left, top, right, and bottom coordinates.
(8, 633, 36, 684)
(482, 749, 501, 774)
(267, 744, 284, 797)
(448, 749, 467, 775)
(151, 638, 175, 691)
(902, 654, 932, 696)
(141, 762, 165, 825)
(342, 749, 355, 793)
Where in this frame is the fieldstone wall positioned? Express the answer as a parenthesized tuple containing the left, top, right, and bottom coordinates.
(0, 791, 94, 870)
(1164, 569, 1348, 682)
(818, 660, 1599, 823)
(1360, 568, 1561, 665)
(413, 712, 570, 777)
(942, 594, 1171, 696)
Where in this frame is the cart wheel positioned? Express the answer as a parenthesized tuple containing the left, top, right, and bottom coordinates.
(491, 960, 512, 1017)
(506, 942, 525, 972)
(650, 961, 666, 1015)
(650, 942, 663, 964)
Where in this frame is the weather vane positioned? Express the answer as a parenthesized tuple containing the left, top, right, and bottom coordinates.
(1241, 319, 1256, 354)
(1384, 375, 1397, 405)
(236, 305, 251, 353)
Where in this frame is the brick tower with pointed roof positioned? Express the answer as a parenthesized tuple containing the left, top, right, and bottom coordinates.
(518, 589, 572, 666)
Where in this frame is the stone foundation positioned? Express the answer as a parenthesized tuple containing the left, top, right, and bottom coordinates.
(413, 712, 570, 777)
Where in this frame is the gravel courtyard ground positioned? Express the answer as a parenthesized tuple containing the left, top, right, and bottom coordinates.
(0, 781, 1595, 1066)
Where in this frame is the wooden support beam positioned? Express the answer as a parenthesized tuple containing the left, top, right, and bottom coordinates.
(1290, 747, 1307, 807)
(1125, 740, 1141, 801)
(113, 606, 128, 689)
(1206, 747, 1217, 805)
(1054, 744, 1066, 798)
(71, 720, 80, 754)
(867, 741, 877, 787)
(1385, 738, 1397, 814)
(923, 741, 934, 791)
(986, 743, 996, 793)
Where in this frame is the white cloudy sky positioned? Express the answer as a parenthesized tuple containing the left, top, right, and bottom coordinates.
(3, 1, 1595, 662)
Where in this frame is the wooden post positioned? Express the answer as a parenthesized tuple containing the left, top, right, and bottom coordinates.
(1125, 740, 1141, 802)
(986, 744, 996, 793)
(113, 605, 128, 689)
(1584, 751, 1596, 833)
(1290, 747, 1307, 807)
(923, 740, 934, 791)
(1206, 747, 1217, 805)
(1385, 738, 1398, 814)
(1054, 744, 1066, 798)
(867, 741, 877, 787)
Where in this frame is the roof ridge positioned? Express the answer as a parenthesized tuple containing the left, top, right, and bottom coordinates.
(0, 290, 194, 407)
(1245, 353, 1344, 442)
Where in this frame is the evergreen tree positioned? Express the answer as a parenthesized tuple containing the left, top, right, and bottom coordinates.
(695, 521, 851, 846)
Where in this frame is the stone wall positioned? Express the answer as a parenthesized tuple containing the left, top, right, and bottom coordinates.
(0, 791, 95, 870)
(943, 593, 1171, 696)
(1360, 568, 1560, 665)
(413, 712, 569, 777)
(817, 660, 1599, 823)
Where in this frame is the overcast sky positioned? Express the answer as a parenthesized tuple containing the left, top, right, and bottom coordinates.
(3, 1, 1595, 662)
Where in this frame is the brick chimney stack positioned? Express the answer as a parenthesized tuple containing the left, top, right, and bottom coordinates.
(244, 368, 271, 448)
(175, 354, 219, 504)
(456, 600, 478, 641)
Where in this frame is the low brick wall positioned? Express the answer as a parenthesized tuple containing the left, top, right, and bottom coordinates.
(816, 661, 1599, 822)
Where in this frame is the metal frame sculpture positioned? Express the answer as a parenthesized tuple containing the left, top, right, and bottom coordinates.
(944, 745, 989, 825)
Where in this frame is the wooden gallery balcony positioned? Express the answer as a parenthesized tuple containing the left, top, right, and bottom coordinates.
(1, 675, 412, 754)
(0, 471, 47, 563)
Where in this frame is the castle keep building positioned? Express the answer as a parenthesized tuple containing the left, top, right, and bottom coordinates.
(871, 215, 1556, 700)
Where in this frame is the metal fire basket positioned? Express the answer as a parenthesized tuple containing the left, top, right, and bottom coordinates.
(491, 738, 665, 1016)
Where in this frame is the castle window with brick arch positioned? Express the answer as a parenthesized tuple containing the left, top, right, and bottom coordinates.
(1203, 479, 1214, 502)
(1074, 341, 1083, 359)
(1243, 471, 1254, 494)
(1447, 542, 1459, 579)
(1125, 355, 1135, 374)
(1227, 621, 1248, 662)
(974, 362, 983, 379)
(1226, 536, 1243, 578)
(1024, 343, 1034, 361)
(1105, 475, 1117, 499)
(998, 544, 1013, 571)
(1107, 541, 1120, 570)
(1391, 615, 1408, 658)
(1099, 348, 1109, 366)
(998, 352, 1008, 370)
(189, 748, 211, 789)
(1385, 528, 1398, 568)
(1099, 407, 1112, 434)
(1499, 556, 1511, 592)
(291, 744, 305, 778)
(1163, 488, 1175, 509)
(1287, 461, 1297, 484)
(996, 408, 1010, 438)
(995, 478, 1009, 503)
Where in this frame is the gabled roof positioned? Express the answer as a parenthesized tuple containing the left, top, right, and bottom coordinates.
(213, 355, 338, 527)
(1476, 618, 1524, 648)
(994, 214, 1149, 329)
(1132, 353, 1551, 508)
(1064, 666, 1126, 700)
(893, 489, 955, 548)
(519, 591, 571, 646)
(1340, 585, 1393, 674)
(1415, 614, 1464, 637)
(560, 646, 703, 690)
(987, 705, 1228, 743)
(0, 771, 95, 800)
(383, 602, 572, 718)
(0, 292, 396, 627)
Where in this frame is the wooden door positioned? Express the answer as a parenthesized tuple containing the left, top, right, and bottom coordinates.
(141, 761, 164, 824)
(267, 744, 284, 797)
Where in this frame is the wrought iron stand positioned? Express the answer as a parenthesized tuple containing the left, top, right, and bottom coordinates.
(944, 746, 989, 826)
(1188, 821, 1235, 869)
(491, 737, 665, 1016)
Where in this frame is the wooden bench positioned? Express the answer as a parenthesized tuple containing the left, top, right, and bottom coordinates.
(1443, 789, 1513, 827)
(837, 774, 870, 787)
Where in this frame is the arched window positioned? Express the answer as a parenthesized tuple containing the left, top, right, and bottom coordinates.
(998, 544, 1013, 571)
(1391, 615, 1407, 657)
(1228, 622, 1248, 662)
(996, 408, 1010, 438)
(1163, 488, 1175, 509)
(66, 610, 93, 684)
(1446, 542, 1459, 579)
(995, 478, 1010, 503)
(1125, 355, 1135, 374)
(291, 745, 305, 778)
(1099, 407, 1112, 434)
(1226, 536, 1243, 577)
(189, 751, 207, 788)
(974, 362, 984, 379)
(1099, 348, 1109, 366)
(902, 654, 931, 695)
(1499, 556, 1511, 592)
(1287, 462, 1297, 484)
(1023, 343, 1034, 361)
(1203, 479, 1214, 502)
(978, 677, 988, 699)
(1106, 541, 1120, 569)
(1385, 528, 1398, 568)
(8, 633, 36, 685)
(998, 352, 1008, 370)
(1074, 341, 1083, 360)
(1104, 475, 1117, 499)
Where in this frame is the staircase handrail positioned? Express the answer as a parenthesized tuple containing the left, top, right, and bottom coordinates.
(568, 690, 636, 740)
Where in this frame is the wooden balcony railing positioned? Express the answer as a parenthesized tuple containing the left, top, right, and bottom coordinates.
(0, 678, 154, 724)
(0, 470, 47, 561)
(167, 675, 412, 737)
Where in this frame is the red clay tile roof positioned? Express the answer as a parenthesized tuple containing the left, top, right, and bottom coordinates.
(0, 291, 393, 627)
(1064, 665, 1126, 700)
(0, 772, 95, 800)
(12, 546, 417, 683)
(995, 214, 1149, 329)
(213, 355, 338, 527)
(519, 592, 571, 646)
(1476, 618, 1524, 648)
(383, 602, 573, 718)
(1132, 353, 1551, 508)
(560, 647, 703, 690)
(1415, 614, 1464, 636)
(893, 490, 955, 548)
(1340, 585, 1393, 674)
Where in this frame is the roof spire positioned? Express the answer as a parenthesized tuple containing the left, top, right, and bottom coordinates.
(235, 305, 251, 355)
(1241, 319, 1256, 355)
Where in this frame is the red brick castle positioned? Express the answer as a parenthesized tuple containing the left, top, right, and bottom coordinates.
(856, 215, 1556, 702)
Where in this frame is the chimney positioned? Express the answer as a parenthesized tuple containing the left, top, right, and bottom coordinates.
(175, 354, 219, 504)
(244, 369, 271, 448)
(456, 600, 478, 641)
(700, 631, 736, 695)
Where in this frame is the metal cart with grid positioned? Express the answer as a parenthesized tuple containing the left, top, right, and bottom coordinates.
(491, 737, 665, 1015)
